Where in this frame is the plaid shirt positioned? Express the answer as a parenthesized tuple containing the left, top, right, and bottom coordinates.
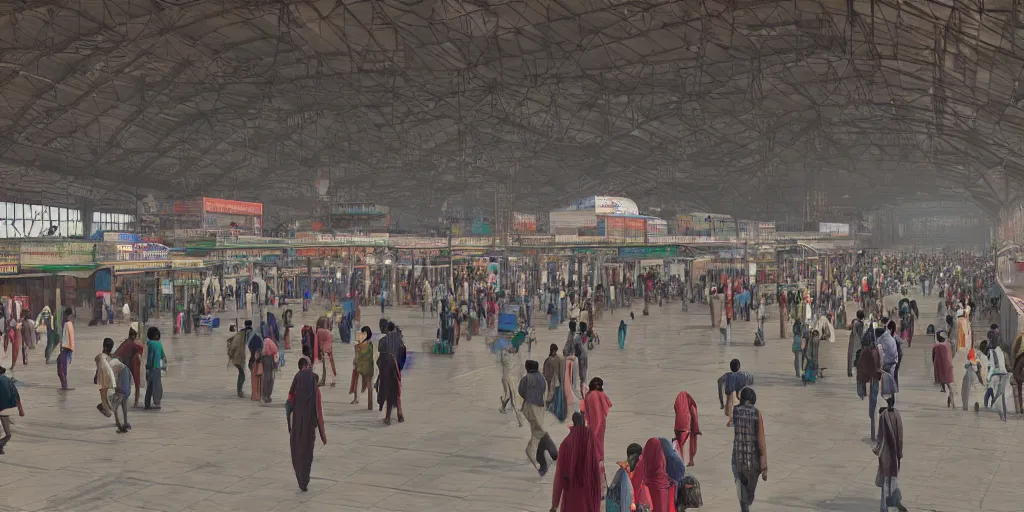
(731, 404, 761, 473)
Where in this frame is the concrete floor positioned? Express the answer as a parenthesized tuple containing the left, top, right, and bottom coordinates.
(0, 292, 1020, 512)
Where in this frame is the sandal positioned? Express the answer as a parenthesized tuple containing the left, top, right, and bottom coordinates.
(397, 415, 405, 423)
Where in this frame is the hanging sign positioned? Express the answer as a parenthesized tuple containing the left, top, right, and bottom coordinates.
(112, 261, 169, 272)
(103, 232, 143, 242)
(0, 263, 18, 275)
(171, 259, 205, 269)
(202, 197, 263, 216)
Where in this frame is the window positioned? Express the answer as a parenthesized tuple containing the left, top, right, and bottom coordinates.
(0, 202, 84, 238)
(92, 211, 137, 235)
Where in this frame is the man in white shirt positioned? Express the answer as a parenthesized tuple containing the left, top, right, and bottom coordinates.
(121, 303, 130, 324)
(984, 338, 1009, 421)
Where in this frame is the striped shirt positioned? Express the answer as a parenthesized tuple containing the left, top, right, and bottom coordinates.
(731, 404, 761, 474)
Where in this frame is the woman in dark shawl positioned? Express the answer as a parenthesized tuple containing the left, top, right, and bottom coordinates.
(551, 413, 601, 512)
(287, 356, 326, 491)
(376, 327, 404, 425)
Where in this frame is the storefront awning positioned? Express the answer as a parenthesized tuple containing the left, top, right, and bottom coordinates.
(0, 270, 97, 279)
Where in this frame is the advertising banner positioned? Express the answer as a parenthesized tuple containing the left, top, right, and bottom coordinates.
(332, 203, 390, 216)
(202, 197, 263, 216)
(106, 242, 169, 262)
(818, 223, 850, 236)
(21, 241, 95, 266)
(512, 212, 537, 233)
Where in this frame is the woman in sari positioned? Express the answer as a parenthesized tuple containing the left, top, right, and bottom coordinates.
(583, 377, 612, 481)
(544, 343, 567, 422)
(114, 325, 144, 407)
(564, 344, 583, 417)
(617, 320, 627, 349)
(631, 437, 675, 512)
(673, 390, 700, 467)
(551, 413, 601, 512)
(261, 337, 278, 403)
(287, 357, 326, 491)
(349, 326, 374, 408)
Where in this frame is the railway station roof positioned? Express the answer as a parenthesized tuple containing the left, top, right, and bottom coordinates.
(1, 0, 1022, 219)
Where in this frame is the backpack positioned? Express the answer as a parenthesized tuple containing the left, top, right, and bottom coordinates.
(605, 467, 632, 512)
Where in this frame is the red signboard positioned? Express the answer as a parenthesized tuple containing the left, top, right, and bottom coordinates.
(202, 197, 263, 216)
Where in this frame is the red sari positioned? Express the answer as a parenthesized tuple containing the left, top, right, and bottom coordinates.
(583, 390, 612, 462)
(551, 423, 601, 512)
(673, 391, 700, 464)
(631, 438, 674, 512)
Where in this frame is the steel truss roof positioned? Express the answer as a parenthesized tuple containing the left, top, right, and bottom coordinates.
(1, 0, 1024, 221)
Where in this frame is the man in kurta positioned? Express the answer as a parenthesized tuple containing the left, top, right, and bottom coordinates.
(932, 331, 955, 408)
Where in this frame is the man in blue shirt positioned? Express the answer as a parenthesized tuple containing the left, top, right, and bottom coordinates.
(720, 358, 755, 426)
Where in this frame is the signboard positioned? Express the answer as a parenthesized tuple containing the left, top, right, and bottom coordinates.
(618, 246, 680, 259)
(161, 279, 173, 294)
(109, 242, 169, 261)
(512, 212, 537, 233)
(21, 241, 95, 266)
(202, 197, 263, 216)
(112, 261, 169, 273)
(0, 263, 18, 275)
(220, 248, 282, 260)
(566, 196, 639, 216)
(170, 259, 205, 269)
(102, 232, 142, 242)
(332, 203, 390, 216)
(646, 217, 669, 236)
(818, 223, 850, 236)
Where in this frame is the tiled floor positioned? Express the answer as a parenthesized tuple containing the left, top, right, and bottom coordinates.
(0, 293, 1018, 511)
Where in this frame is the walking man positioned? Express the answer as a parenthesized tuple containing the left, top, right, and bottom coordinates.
(731, 387, 767, 512)
(57, 308, 75, 391)
(519, 359, 557, 476)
